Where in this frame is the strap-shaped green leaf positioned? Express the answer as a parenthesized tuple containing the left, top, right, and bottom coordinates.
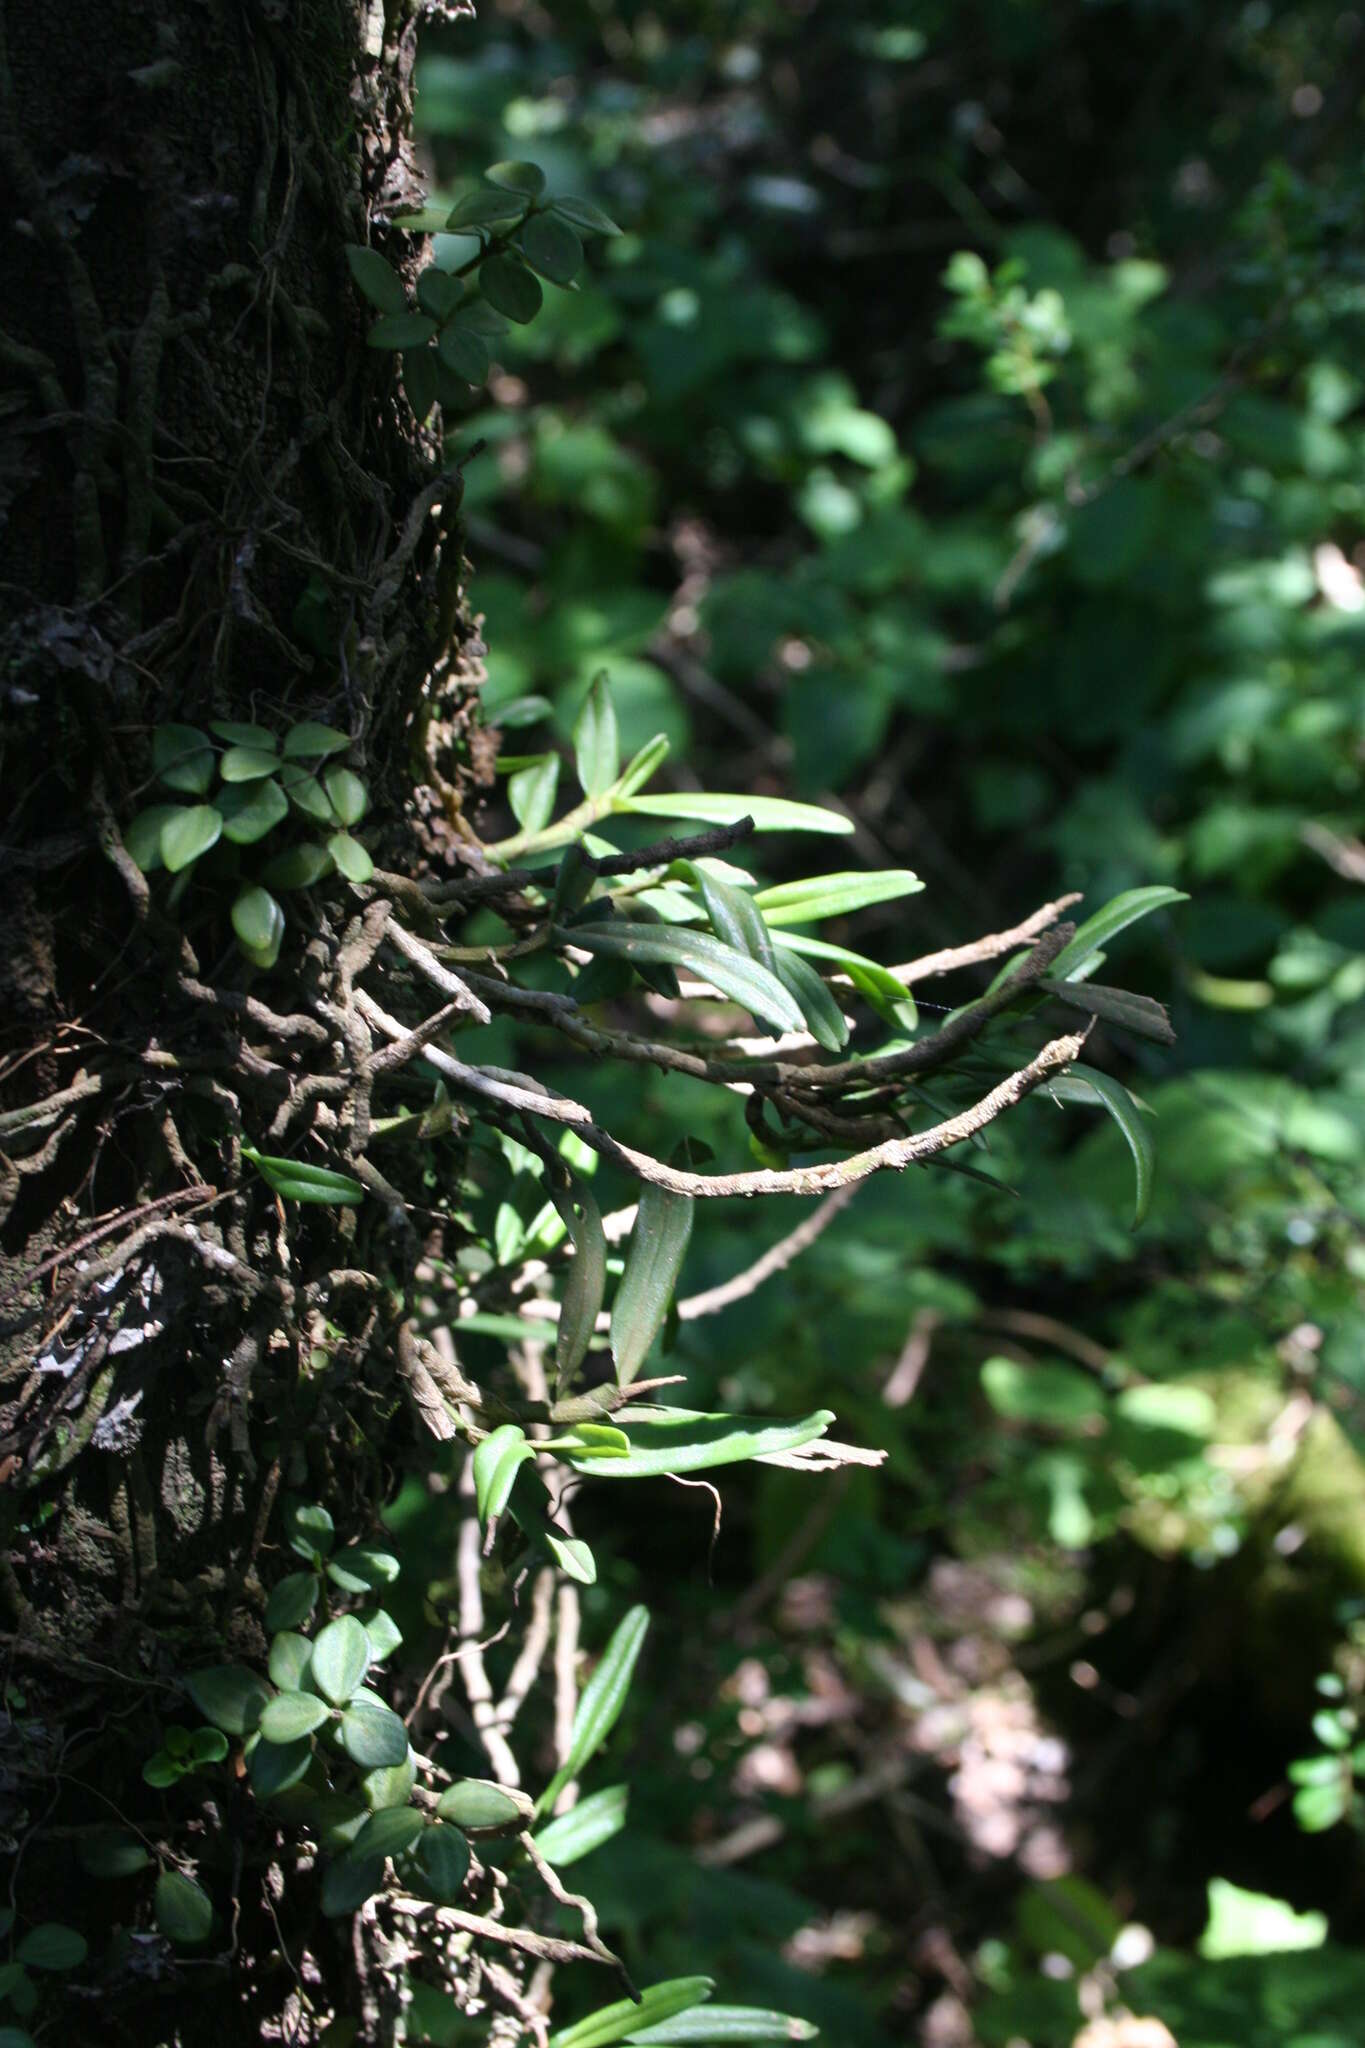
(772, 950, 848, 1052)
(552, 1180, 608, 1388)
(532, 1784, 628, 1868)
(754, 868, 922, 925)
(538, 1605, 650, 1816)
(683, 863, 776, 972)
(1050, 1064, 1156, 1227)
(610, 1180, 694, 1386)
(566, 923, 804, 1036)
(574, 673, 620, 797)
(620, 790, 851, 835)
(1044, 885, 1189, 983)
(241, 1147, 365, 1205)
(624, 2009, 818, 2043)
(1041, 979, 1175, 1044)
(549, 1979, 713, 2048)
(561, 1408, 834, 1479)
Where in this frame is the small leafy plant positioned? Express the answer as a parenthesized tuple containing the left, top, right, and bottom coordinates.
(127, 718, 373, 967)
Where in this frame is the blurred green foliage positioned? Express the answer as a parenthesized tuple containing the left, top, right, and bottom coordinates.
(404, 3, 1365, 2042)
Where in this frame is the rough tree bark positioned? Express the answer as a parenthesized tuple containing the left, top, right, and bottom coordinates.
(0, 1, 484, 2038)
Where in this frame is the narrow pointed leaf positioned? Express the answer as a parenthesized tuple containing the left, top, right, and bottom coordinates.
(566, 923, 804, 1036)
(1046, 886, 1189, 982)
(611, 1182, 694, 1386)
(615, 731, 670, 800)
(549, 1979, 713, 2048)
(242, 1148, 365, 1205)
(510, 752, 560, 833)
(624, 2009, 818, 2043)
(1041, 979, 1175, 1044)
(532, 1784, 628, 1867)
(1051, 1064, 1156, 1227)
(685, 864, 776, 972)
(553, 1181, 608, 1385)
(562, 1409, 833, 1479)
(574, 673, 620, 798)
(754, 869, 923, 925)
(538, 1606, 649, 1815)
(772, 951, 848, 1052)
(619, 791, 851, 836)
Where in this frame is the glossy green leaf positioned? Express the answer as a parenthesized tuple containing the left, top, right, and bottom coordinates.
(574, 672, 620, 797)
(187, 1727, 229, 1764)
(545, 1531, 597, 1583)
(361, 1608, 403, 1662)
(153, 724, 214, 795)
(160, 804, 221, 873)
(472, 1423, 536, 1530)
(264, 1571, 319, 1632)
(323, 766, 368, 827)
(242, 1147, 366, 1206)
(610, 1181, 694, 1387)
(259, 841, 333, 891)
(280, 766, 336, 823)
(287, 1500, 334, 1559)
(125, 805, 181, 871)
(562, 1408, 834, 1479)
(268, 1633, 314, 1692)
(1051, 1064, 1156, 1226)
(1046, 886, 1189, 982)
(219, 745, 280, 783)
(248, 1732, 314, 1799)
(436, 1779, 534, 1831)
(283, 721, 350, 759)
(754, 869, 923, 925)
(367, 310, 437, 350)
(327, 831, 374, 883)
(772, 949, 848, 1051)
(311, 1615, 370, 1705)
(360, 1749, 416, 1812)
(326, 1544, 400, 1594)
(479, 253, 543, 324)
(485, 159, 546, 197)
(510, 753, 560, 833)
(230, 886, 284, 961)
(615, 731, 670, 799)
(521, 210, 583, 285)
(553, 1180, 608, 1386)
(185, 1664, 271, 1736)
(620, 791, 851, 835)
(538, 1606, 649, 1815)
(566, 922, 804, 1036)
(339, 1701, 409, 1769)
(218, 776, 288, 845)
(411, 1824, 471, 1901)
(346, 1807, 424, 1865)
(154, 1871, 213, 1948)
(346, 245, 406, 314)
(549, 1979, 713, 2048)
(624, 2011, 818, 2045)
(551, 196, 623, 237)
(687, 864, 776, 971)
(259, 1691, 330, 1743)
(532, 1784, 628, 1867)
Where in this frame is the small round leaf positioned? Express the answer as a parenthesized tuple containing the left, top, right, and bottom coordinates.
(16, 1924, 87, 1972)
(160, 804, 222, 873)
(125, 805, 180, 872)
(259, 1691, 331, 1743)
(283, 721, 350, 759)
(311, 1615, 370, 1705)
(479, 254, 543, 325)
(347, 1807, 424, 1864)
(412, 1824, 471, 1901)
(268, 1633, 315, 1692)
(520, 212, 583, 286)
(436, 1780, 532, 1832)
(367, 311, 438, 350)
(248, 1732, 314, 1800)
(322, 767, 368, 827)
(184, 1664, 271, 1736)
(260, 843, 333, 891)
(79, 1830, 152, 1879)
(154, 1870, 213, 1948)
(346, 246, 406, 314)
(360, 1748, 416, 1812)
(231, 886, 284, 958)
(153, 725, 214, 795)
(264, 1571, 319, 1632)
(416, 269, 464, 321)
(437, 322, 491, 385)
(219, 745, 281, 783)
(320, 1858, 384, 1918)
(218, 777, 288, 845)
(339, 1702, 408, 1769)
(485, 160, 546, 197)
(327, 831, 374, 883)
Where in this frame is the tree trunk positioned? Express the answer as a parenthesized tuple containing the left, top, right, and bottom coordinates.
(0, 2, 482, 2037)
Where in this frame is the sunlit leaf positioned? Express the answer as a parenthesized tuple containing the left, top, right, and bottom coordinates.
(574, 672, 620, 797)
(754, 870, 923, 924)
(566, 922, 804, 1036)
(561, 1408, 834, 1479)
(532, 1784, 628, 1867)
(620, 792, 851, 835)
(538, 1606, 650, 1816)
(611, 1182, 694, 1386)
(549, 1979, 713, 2048)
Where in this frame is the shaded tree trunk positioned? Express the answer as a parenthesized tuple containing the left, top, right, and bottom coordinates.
(0, 1, 482, 2036)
